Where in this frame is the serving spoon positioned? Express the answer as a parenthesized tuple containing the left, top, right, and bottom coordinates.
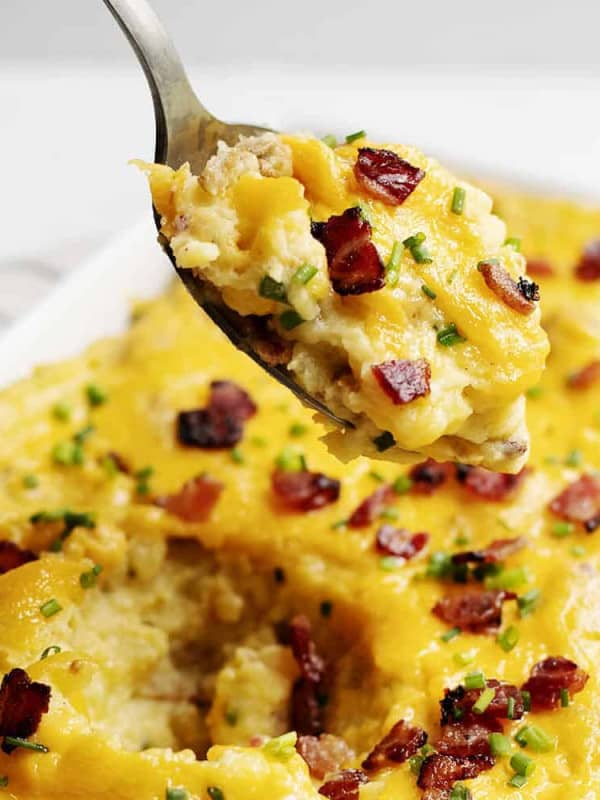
(102, 0, 353, 428)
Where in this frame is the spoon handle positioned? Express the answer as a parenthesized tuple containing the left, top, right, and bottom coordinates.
(101, 0, 214, 165)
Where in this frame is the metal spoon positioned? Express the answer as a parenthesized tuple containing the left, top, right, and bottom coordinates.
(102, 0, 353, 428)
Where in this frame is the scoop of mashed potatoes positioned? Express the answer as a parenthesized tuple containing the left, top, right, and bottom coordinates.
(139, 132, 549, 472)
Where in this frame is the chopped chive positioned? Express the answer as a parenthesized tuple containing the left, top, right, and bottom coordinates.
(440, 626, 461, 642)
(521, 690, 531, 711)
(275, 446, 306, 472)
(551, 521, 574, 538)
(52, 401, 72, 422)
(250, 435, 267, 447)
(473, 686, 496, 714)
(526, 385, 543, 399)
(262, 731, 297, 760)
(489, 732, 512, 757)
(421, 284, 437, 300)
(437, 323, 466, 347)
(426, 551, 453, 578)
(207, 789, 224, 800)
(497, 625, 519, 652)
(166, 789, 189, 800)
(508, 774, 528, 788)
(454, 533, 470, 546)
(345, 129, 366, 144)
(135, 465, 154, 495)
(514, 724, 555, 753)
(517, 588, 541, 618)
(485, 566, 528, 590)
(23, 474, 40, 489)
(392, 475, 412, 495)
(2, 736, 48, 753)
(451, 186, 466, 215)
(51, 441, 84, 466)
(505, 237, 522, 252)
(464, 671, 486, 690)
(224, 708, 238, 726)
(80, 564, 103, 589)
(403, 232, 433, 264)
(293, 263, 318, 285)
(453, 650, 476, 667)
(386, 269, 399, 287)
(379, 556, 403, 571)
(450, 785, 469, 800)
(331, 519, 348, 530)
(86, 383, 108, 407)
(368, 470, 385, 483)
(40, 598, 62, 618)
(101, 455, 119, 477)
(73, 424, 95, 446)
(565, 448, 583, 467)
(560, 687, 570, 707)
(570, 545, 586, 558)
(321, 134, 337, 148)
(387, 241, 402, 272)
(230, 447, 244, 464)
(510, 751, 536, 777)
(320, 600, 333, 618)
(507, 696, 516, 719)
(379, 506, 399, 521)
(373, 431, 395, 452)
(279, 309, 304, 330)
(259, 275, 287, 303)
(40, 645, 61, 660)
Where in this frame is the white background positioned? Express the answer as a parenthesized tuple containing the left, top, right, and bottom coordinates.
(0, 0, 599, 330)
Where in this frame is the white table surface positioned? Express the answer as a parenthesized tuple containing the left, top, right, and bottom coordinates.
(1, 63, 599, 334)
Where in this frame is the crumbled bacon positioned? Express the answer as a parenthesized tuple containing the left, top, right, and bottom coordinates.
(319, 769, 368, 800)
(155, 474, 223, 522)
(451, 537, 526, 566)
(297, 734, 354, 780)
(432, 590, 516, 635)
(575, 240, 600, 281)
(0, 668, 51, 754)
(526, 258, 555, 277)
(362, 719, 427, 772)
(272, 469, 340, 512)
(417, 753, 494, 791)
(477, 260, 538, 315)
(456, 465, 529, 502)
(568, 361, 600, 390)
(348, 485, 395, 528)
(409, 460, 455, 495)
(289, 615, 325, 683)
(372, 359, 431, 405)
(522, 656, 589, 710)
(375, 526, 429, 560)
(440, 681, 524, 726)
(311, 207, 385, 296)
(177, 380, 256, 449)
(292, 677, 324, 736)
(354, 148, 425, 206)
(0, 541, 37, 574)
(549, 474, 600, 530)
(289, 615, 327, 736)
(434, 717, 498, 758)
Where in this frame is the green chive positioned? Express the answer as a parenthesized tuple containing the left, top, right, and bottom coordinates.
(441, 626, 461, 642)
(2, 736, 48, 753)
(135, 466, 154, 495)
(451, 187, 466, 215)
(345, 129, 366, 144)
(259, 276, 287, 303)
(279, 310, 304, 330)
(387, 241, 402, 272)
(514, 724, 555, 753)
(80, 564, 103, 589)
(518, 588, 541, 617)
(508, 774, 528, 788)
(379, 556, 403, 571)
(373, 431, 395, 452)
(262, 731, 297, 760)
(331, 519, 348, 530)
(507, 696, 516, 719)
(521, 690, 532, 711)
(560, 688, 570, 707)
(207, 789, 224, 800)
(40, 598, 62, 618)
(489, 732, 512, 757)
(437, 323, 466, 347)
(86, 383, 108, 407)
(485, 566, 528, 590)
(426, 551, 453, 578)
(368, 470, 385, 483)
(505, 237, 522, 252)
(320, 600, 333, 618)
(526, 385, 543, 399)
(40, 645, 61, 660)
(450, 785, 469, 800)
(166, 789, 189, 800)
(570, 545, 586, 558)
(275, 447, 306, 472)
(403, 232, 433, 264)
(565, 448, 583, 467)
(464, 671, 486, 690)
(379, 506, 399, 521)
(23, 474, 40, 489)
(392, 475, 412, 495)
(551, 521, 574, 538)
(230, 447, 244, 464)
(510, 751, 536, 777)
(293, 263, 318, 285)
(52, 401, 72, 422)
(52, 441, 84, 466)
(421, 284, 437, 300)
(473, 686, 496, 714)
(73, 424, 95, 446)
(453, 650, 476, 667)
(497, 625, 519, 652)
(250, 435, 267, 447)
(224, 708, 238, 726)
(321, 134, 337, 148)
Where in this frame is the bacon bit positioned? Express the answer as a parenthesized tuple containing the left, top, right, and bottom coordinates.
(292, 677, 323, 736)
(289, 615, 325, 683)
(372, 359, 431, 405)
(319, 769, 368, 800)
(155, 474, 223, 522)
(568, 361, 600, 391)
(272, 469, 341, 512)
(177, 380, 257, 449)
(417, 753, 494, 791)
(432, 590, 516, 635)
(526, 258, 555, 277)
(522, 656, 589, 710)
(409, 460, 455, 495)
(289, 615, 327, 736)
(549, 474, 600, 530)
(362, 719, 428, 772)
(311, 207, 385, 296)
(434, 717, 498, 758)
(0, 541, 37, 575)
(0, 668, 51, 754)
(440, 681, 524, 726)
(477, 260, 538, 315)
(375, 526, 429, 560)
(348, 485, 395, 528)
(297, 734, 354, 780)
(451, 537, 526, 566)
(456, 465, 529, 502)
(575, 240, 600, 282)
(354, 148, 425, 206)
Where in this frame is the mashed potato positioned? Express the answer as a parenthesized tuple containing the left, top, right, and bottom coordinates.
(139, 133, 549, 472)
